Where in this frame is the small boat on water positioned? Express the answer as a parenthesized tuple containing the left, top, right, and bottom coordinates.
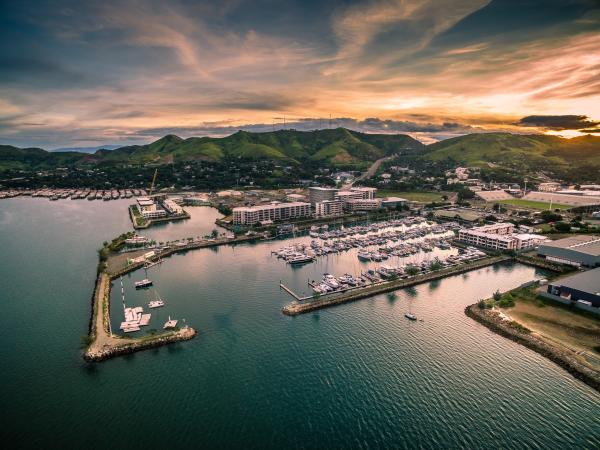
(405, 313, 417, 321)
(148, 291, 165, 308)
(134, 278, 153, 289)
(163, 316, 178, 329)
(287, 254, 314, 265)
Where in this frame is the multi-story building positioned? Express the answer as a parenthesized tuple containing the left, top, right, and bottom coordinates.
(538, 182, 561, 192)
(349, 187, 377, 199)
(315, 200, 343, 217)
(233, 202, 311, 225)
(308, 187, 338, 205)
(163, 199, 184, 215)
(136, 197, 167, 219)
(458, 223, 545, 251)
(344, 198, 382, 212)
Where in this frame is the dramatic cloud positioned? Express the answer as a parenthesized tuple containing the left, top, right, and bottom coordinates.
(0, 0, 598, 148)
(517, 115, 600, 130)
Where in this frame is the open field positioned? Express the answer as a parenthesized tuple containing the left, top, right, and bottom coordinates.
(376, 190, 444, 203)
(499, 289, 600, 370)
(497, 199, 571, 210)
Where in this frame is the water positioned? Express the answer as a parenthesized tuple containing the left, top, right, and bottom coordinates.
(1, 198, 598, 449)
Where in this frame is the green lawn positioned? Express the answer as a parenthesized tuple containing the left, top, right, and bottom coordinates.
(497, 199, 572, 210)
(377, 190, 444, 202)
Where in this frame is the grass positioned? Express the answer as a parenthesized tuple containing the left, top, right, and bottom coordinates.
(497, 199, 572, 210)
(376, 190, 444, 202)
(498, 287, 600, 369)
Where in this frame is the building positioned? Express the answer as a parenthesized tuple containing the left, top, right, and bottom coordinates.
(232, 202, 311, 225)
(315, 200, 343, 217)
(163, 198, 184, 215)
(475, 190, 514, 202)
(458, 223, 546, 251)
(545, 267, 600, 307)
(381, 197, 407, 209)
(522, 191, 600, 207)
(537, 235, 600, 267)
(538, 182, 561, 192)
(335, 190, 365, 202)
(344, 198, 382, 212)
(349, 187, 377, 199)
(308, 187, 338, 205)
(136, 197, 167, 219)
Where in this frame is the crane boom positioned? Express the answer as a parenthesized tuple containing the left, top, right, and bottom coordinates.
(149, 168, 158, 196)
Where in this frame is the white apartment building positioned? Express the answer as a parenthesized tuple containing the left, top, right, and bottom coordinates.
(136, 197, 167, 219)
(233, 202, 311, 225)
(309, 187, 338, 205)
(458, 223, 545, 250)
(163, 199, 183, 215)
(315, 200, 343, 217)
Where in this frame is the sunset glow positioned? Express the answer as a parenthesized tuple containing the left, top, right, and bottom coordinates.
(0, 0, 598, 148)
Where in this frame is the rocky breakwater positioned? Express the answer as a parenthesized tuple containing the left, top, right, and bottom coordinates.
(465, 304, 600, 393)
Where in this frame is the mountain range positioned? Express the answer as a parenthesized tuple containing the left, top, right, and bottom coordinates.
(1, 128, 599, 175)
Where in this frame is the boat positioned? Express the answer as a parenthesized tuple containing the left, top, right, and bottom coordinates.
(357, 250, 372, 261)
(323, 273, 340, 289)
(148, 291, 165, 308)
(134, 278, 153, 289)
(287, 254, 314, 265)
(405, 313, 417, 321)
(163, 316, 178, 329)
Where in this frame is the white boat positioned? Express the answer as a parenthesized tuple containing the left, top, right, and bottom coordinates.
(148, 291, 165, 308)
(357, 250, 372, 261)
(405, 313, 417, 321)
(287, 254, 314, 265)
(163, 316, 178, 329)
(134, 278, 153, 289)
(323, 273, 340, 289)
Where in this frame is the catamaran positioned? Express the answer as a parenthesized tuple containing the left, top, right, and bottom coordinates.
(135, 278, 153, 289)
(148, 290, 165, 308)
(163, 316, 178, 329)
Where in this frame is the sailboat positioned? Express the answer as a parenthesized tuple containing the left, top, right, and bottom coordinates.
(148, 290, 165, 308)
(134, 267, 153, 289)
(163, 316, 178, 329)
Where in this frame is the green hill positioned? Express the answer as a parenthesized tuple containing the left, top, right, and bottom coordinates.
(424, 133, 600, 170)
(0, 128, 424, 171)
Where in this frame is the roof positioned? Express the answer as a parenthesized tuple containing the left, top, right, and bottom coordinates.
(540, 235, 600, 256)
(433, 209, 482, 222)
(475, 190, 514, 201)
(523, 191, 600, 206)
(233, 201, 310, 212)
(554, 267, 600, 295)
(382, 197, 408, 202)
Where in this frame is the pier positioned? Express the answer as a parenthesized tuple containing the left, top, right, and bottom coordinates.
(281, 255, 512, 316)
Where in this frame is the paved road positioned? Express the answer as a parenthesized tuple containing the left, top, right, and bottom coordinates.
(343, 155, 395, 189)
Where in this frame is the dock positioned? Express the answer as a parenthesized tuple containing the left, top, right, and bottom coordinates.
(281, 255, 512, 316)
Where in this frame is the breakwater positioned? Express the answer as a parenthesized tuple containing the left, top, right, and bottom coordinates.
(282, 255, 512, 315)
(465, 303, 600, 393)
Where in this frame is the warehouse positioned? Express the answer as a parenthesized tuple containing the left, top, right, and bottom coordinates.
(537, 235, 600, 267)
(546, 268, 600, 307)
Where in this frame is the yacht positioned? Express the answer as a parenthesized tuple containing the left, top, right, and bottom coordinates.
(357, 250, 372, 261)
(134, 278, 153, 289)
(287, 254, 314, 265)
(322, 273, 340, 289)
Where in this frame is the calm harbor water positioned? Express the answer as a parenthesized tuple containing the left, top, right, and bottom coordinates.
(1, 198, 598, 449)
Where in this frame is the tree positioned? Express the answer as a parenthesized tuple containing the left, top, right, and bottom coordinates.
(211, 229, 219, 238)
(493, 290, 502, 302)
(540, 210, 562, 223)
(554, 221, 571, 233)
(406, 265, 419, 276)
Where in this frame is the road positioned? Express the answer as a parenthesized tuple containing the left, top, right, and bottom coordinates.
(342, 155, 395, 189)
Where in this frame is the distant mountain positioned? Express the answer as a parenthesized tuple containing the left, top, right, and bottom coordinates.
(424, 133, 600, 169)
(0, 128, 425, 171)
(50, 144, 122, 153)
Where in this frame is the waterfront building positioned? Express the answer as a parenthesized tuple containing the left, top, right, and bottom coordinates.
(344, 198, 382, 212)
(537, 235, 600, 267)
(163, 199, 184, 215)
(314, 200, 343, 218)
(308, 187, 338, 205)
(136, 197, 167, 219)
(349, 187, 377, 199)
(458, 223, 546, 251)
(233, 202, 311, 225)
(545, 267, 600, 308)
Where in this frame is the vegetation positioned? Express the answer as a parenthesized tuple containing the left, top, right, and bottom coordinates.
(405, 265, 419, 276)
(497, 199, 571, 211)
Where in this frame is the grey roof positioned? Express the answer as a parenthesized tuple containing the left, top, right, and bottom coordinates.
(555, 267, 600, 294)
(540, 235, 600, 256)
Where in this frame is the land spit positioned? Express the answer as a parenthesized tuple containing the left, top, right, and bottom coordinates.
(83, 272, 197, 362)
(465, 303, 600, 393)
(282, 255, 512, 315)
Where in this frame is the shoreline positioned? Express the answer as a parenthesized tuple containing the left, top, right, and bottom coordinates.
(465, 303, 600, 393)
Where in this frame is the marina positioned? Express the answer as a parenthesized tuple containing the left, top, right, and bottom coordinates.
(1, 197, 598, 449)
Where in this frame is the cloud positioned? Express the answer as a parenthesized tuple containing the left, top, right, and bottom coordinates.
(516, 115, 599, 130)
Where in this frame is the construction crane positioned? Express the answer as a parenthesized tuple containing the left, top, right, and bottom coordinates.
(148, 168, 158, 196)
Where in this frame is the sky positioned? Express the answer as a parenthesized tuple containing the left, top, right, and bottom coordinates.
(0, 0, 599, 149)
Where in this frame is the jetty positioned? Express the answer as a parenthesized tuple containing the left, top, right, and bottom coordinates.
(282, 255, 512, 316)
